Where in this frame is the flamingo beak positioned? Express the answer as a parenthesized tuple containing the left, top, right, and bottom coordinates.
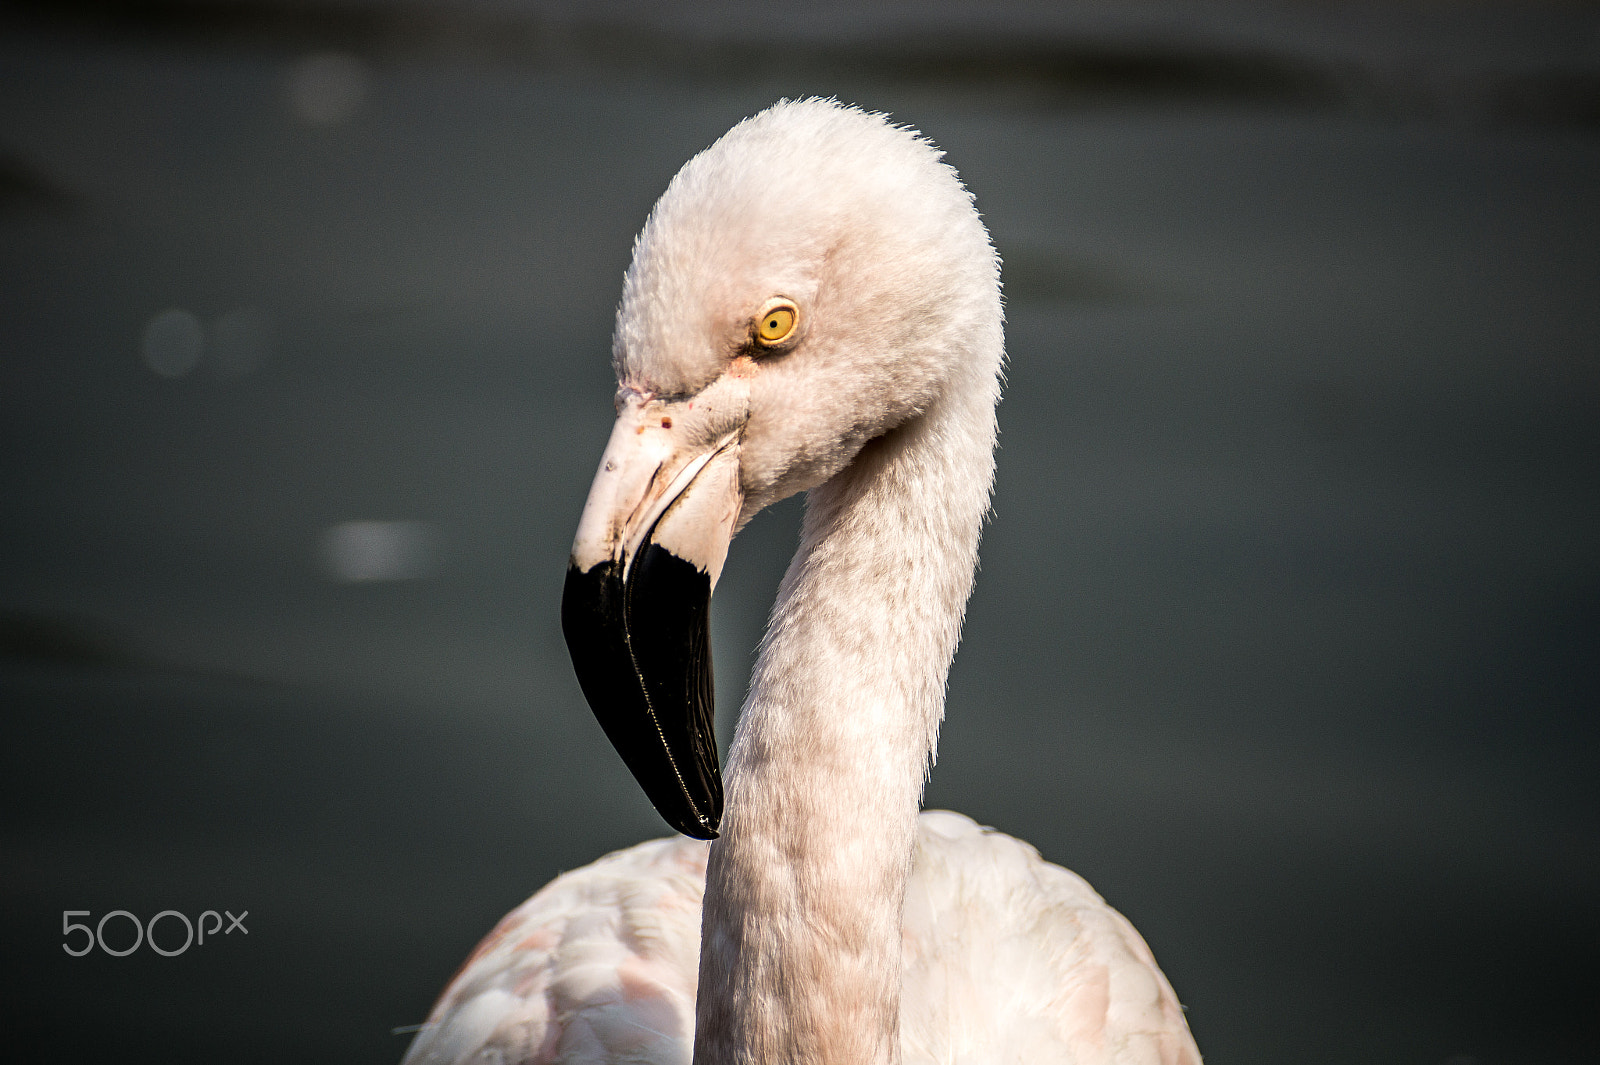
(561, 394, 744, 840)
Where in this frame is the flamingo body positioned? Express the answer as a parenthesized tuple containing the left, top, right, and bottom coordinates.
(404, 814, 1195, 1065)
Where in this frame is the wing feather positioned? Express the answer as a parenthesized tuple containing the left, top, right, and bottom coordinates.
(900, 811, 1200, 1065)
(402, 814, 1199, 1065)
(401, 837, 709, 1065)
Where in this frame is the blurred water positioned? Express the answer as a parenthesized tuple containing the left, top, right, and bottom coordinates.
(2, 4, 1597, 1064)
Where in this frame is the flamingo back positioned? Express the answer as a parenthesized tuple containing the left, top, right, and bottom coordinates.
(400, 813, 1199, 1065)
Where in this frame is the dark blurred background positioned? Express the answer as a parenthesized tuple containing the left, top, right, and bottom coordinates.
(2, 2, 1597, 1062)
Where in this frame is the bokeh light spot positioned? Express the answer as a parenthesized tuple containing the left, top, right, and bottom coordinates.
(140, 308, 203, 378)
(287, 52, 369, 126)
(318, 521, 437, 583)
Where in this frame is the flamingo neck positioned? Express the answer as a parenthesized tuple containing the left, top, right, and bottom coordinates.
(692, 367, 998, 1065)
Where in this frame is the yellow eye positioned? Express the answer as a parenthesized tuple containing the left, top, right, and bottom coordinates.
(755, 299, 799, 346)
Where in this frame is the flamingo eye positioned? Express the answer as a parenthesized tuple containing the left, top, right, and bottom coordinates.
(754, 299, 799, 346)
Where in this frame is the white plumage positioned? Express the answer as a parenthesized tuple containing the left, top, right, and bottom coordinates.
(402, 99, 1200, 1065)
(404, 816, 1194, 1065)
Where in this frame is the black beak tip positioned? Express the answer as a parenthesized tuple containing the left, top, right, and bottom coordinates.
(562, 555, 724, 839)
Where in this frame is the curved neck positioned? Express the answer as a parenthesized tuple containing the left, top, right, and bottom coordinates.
(693, 364, 998, 1065)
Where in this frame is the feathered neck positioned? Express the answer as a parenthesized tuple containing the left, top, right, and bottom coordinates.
(692, 352, 1000, 1064)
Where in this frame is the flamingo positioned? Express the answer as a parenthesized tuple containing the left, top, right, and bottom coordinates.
(401, 98, 1201, 1065)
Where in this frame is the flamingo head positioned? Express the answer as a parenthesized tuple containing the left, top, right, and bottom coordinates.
(562, 99, 1001, 838)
